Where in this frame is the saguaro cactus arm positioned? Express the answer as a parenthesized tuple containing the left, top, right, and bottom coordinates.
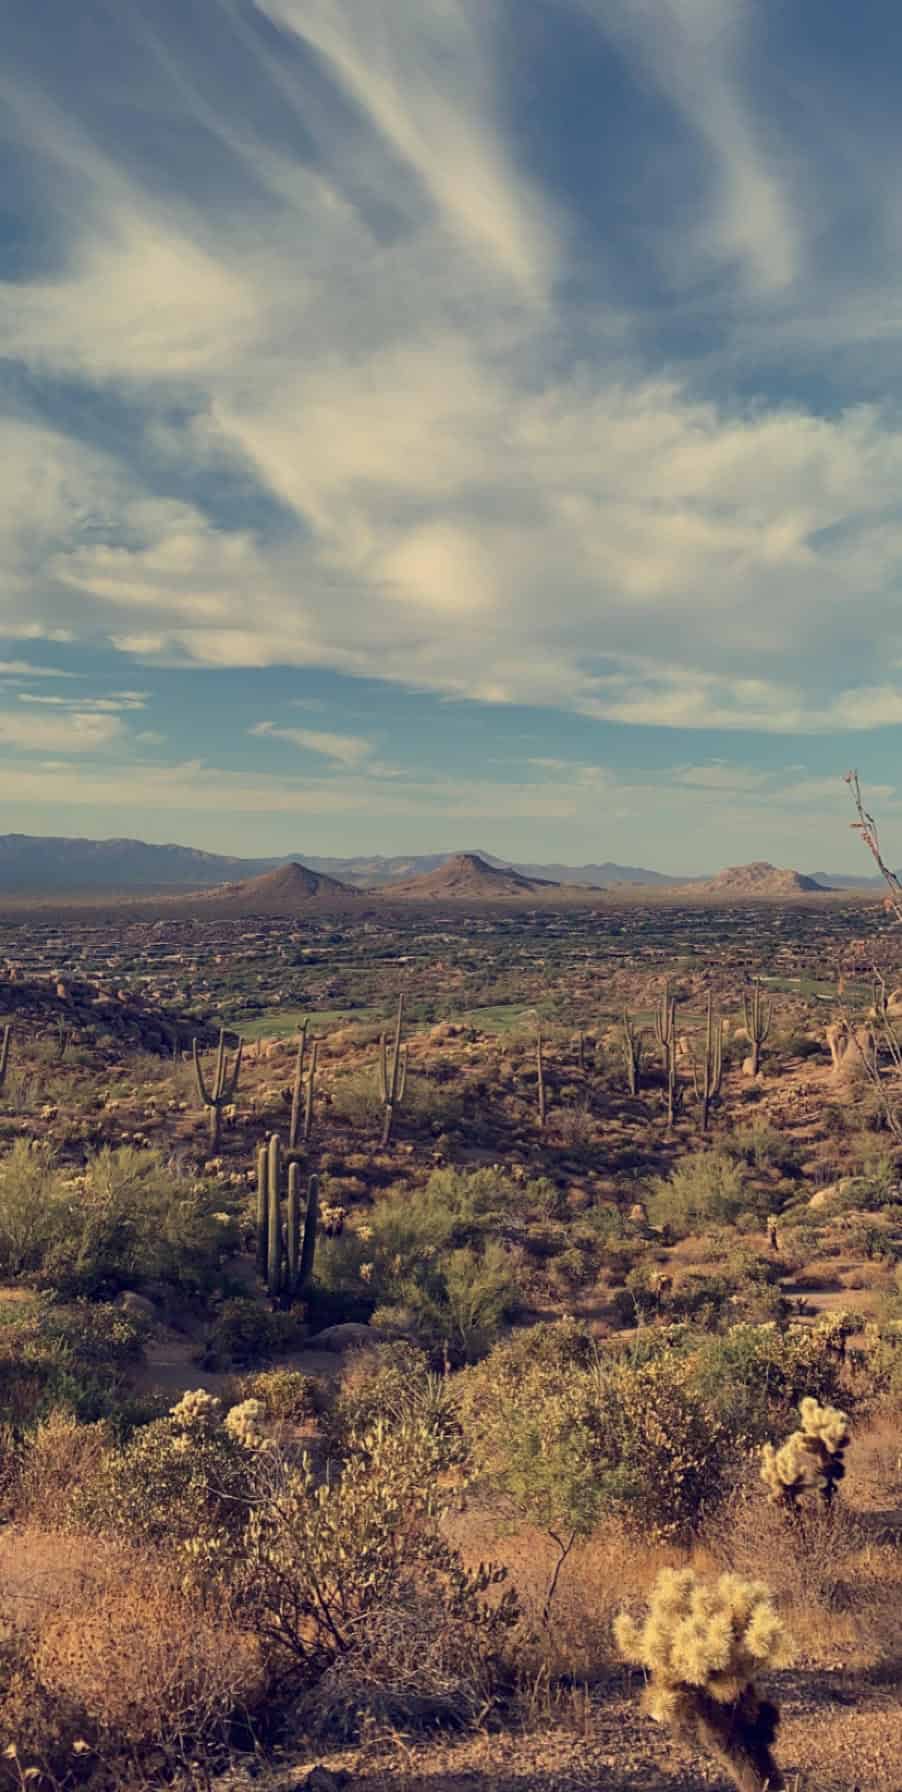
(288, 1020, 308, 1152)
(381, 993, 407, 1146)
(299, 1173, 320, 1290)
(536, 1025, 547, 1128)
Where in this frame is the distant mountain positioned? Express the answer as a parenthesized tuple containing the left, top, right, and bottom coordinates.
(687, 861, 833, 897)
(0, 833, 264, 892)
(377, 852, 564, 901)
(0, 833, 881, 899)
(808, 871, 884, 891)
(0, 834, 676, 894)
(299, 850, 675, 888)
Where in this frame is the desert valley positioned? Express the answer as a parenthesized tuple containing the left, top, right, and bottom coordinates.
(0, 835, 899, 1791)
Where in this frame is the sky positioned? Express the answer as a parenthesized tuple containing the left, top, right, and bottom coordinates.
(2, 0, 902, 873)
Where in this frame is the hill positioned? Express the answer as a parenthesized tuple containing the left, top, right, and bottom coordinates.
(186, 862, 359, 912)
(377, 852, 565, 900)
(688, 861, 833, 897)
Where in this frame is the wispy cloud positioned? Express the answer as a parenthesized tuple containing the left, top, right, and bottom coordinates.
(0, 710, 124, 752)
(0, 660, 76, 680)
(4, 0, 902, 866)
(250, 720, 373, 768)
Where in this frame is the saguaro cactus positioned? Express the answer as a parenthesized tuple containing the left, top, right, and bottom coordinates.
(255, 1142, 268, 1280)
(255, 1133, 320, 1303)
(286, 1161, 301, 1291)
(379, 994, 408, 1146)
(299, 1172, 319, 1289)
(620, 1010, 644, 1097)
(695, 993, 724, 1133)
(0, 1024, 11, 1094)
(266, 1131, 283, 1298)
(742, 978, 771, 1076)
(193, 1029, 243, 1150)
(303, 1039, 319, 1144)
(653, 984, 676, 1075)
(654, 986, 679, 1129)
(536, 1025, 547, 1128)
(287, 1021, 308, 1151)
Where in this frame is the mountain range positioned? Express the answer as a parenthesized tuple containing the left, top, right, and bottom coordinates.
(0, 832, 885, 896)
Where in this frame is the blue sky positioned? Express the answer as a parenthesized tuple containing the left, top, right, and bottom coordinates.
(2, 0, 902, 871)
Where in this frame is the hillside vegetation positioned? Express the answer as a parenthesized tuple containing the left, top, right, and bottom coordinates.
(0, 894, 899, 1789)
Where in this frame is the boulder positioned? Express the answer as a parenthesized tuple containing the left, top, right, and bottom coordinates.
(117, 1290, 157, 1323)
(809, 1178, 853, 1209)
(308, 1322, 392, 1352)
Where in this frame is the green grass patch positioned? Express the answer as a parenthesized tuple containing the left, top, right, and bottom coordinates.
(455, 1002, 547, 1034)
(233, 1006, 377, 1041)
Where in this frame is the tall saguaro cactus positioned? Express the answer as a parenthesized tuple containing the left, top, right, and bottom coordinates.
(255, 1132, 319, 1302)
(288, 1023, 319, 1149)
(654, 985, 679, 1129)
(653, 984, 676, 1074)
(536, 1025, 547, 1128)
(0, 1025, 11, 1094)
(266, 1132, 283, 1298)
(621, 1009, 644, 1097)
(303, 1039, 319, 1144)
(696, 992, 724, 1133)
(287, 1021, 308, 1151)
(193, 1029, 243, 1150)
(379, 994, 408, 1147)
(255, 1142, 268, 1281)
(742, 978, 771, 1076)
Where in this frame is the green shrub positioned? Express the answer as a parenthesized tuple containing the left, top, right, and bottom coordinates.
(729, 1124, 802, 1177)
(322, 1341, 461, 1464)
(237, 1418, 517, 1734)
(0, 1143, 240, 1298)
(0, 1141, 70, 1277)
(202, 1297, 307, 1368)
(233, 1366, 320, 1424)
(73, 1390, 263, 1563)
(648, 1151, 749, 1236)
(460, 1329, 728, 1544)
(689, 1321, 847, 1445)
(315, 1171, 527, 1362)
(0, 1298, 148, 1431)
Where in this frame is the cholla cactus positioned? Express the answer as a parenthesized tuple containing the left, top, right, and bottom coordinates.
(224, 1398, 268, 1449)
(616, 1567, 789, 1792)
(812, 1308, 858, 1362)
(760, 1396, 850, 1510)
(170, 1388, 222, 1430)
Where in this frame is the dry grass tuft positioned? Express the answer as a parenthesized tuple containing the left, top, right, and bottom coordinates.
(0, 1527, 263, 1780)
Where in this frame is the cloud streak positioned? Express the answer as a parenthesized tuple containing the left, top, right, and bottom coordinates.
(3, 0, 902, 876)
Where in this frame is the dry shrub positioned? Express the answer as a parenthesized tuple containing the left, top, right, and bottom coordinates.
(13, 1408, 111, 1527)
(301, 1577, 507, 1741)
(0, 1529, 263, 1780)
(705, 1479, 901, 1670)
(445, 1505, 673, 1686)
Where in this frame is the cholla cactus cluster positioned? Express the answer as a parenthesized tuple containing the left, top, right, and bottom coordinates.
(169, 1389, 270, 1450)
(615, 1568, 788, 1722)
(170, 1388, 222, 1430)
(616, 1568, 789, 1792)
(223, 1398, 268, 1449)
(760, 1396, 850, 1510)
